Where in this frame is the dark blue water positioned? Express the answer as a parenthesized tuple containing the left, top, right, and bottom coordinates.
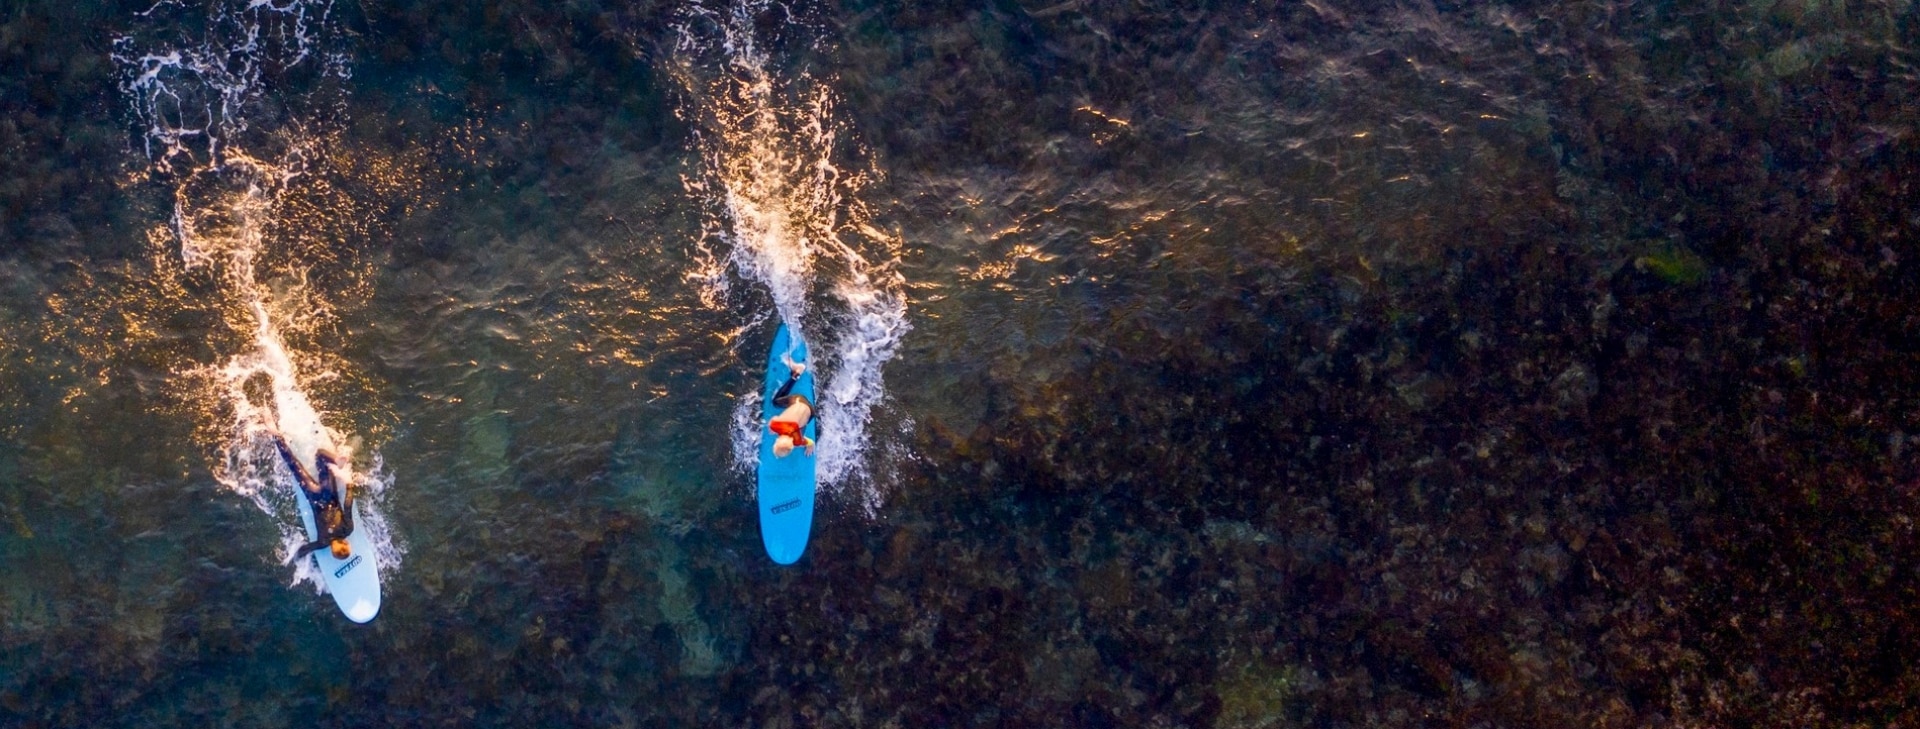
(4, 0, 1920, 726)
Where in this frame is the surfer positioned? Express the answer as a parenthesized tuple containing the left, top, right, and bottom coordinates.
(769, 363, 818, 458)
(271, 434, 356, 561)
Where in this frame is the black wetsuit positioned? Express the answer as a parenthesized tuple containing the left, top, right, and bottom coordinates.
(772, 371, 819, 442)
(273, 436, 355, 561)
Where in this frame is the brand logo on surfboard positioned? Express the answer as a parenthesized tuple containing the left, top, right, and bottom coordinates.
(770, 498, 803, 515)
(334, 555, 362, 578)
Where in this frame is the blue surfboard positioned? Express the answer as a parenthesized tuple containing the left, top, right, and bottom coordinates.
(757, 323, 817, 564)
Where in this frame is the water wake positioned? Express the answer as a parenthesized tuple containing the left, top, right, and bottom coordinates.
(115, 0, 402, 589)
(671, 0, 911, 511)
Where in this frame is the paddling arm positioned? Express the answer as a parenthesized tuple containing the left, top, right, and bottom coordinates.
(292, 538, 329, 562)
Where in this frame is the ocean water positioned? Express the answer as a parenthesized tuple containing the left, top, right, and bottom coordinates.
(3, 0, 1919, 726)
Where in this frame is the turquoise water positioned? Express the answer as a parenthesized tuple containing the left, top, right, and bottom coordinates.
(4, 0, 1920, 725)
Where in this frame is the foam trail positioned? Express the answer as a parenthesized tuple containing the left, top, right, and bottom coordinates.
(672, 0, 910, 511)
(115, 0, 401, 589)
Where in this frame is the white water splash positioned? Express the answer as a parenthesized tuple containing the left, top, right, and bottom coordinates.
(115, 0, 349, 172)
(672, 0, 911, 511)
(115, 0, 402, 589)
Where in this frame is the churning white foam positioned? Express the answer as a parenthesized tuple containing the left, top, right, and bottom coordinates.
(115, 0, 401, 588)
(672, 0, 910, 512)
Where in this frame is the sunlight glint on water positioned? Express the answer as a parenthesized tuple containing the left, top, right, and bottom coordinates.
(671, 0, 910, 511)
(114, 0, 401, 591)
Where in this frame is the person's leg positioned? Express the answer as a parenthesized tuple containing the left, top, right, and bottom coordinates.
(275, 437, 324, 497)
(274, 437, 302, 476)
(772, 369, 804, 403)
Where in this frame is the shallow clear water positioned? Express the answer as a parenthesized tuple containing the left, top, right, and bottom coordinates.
(4, 0, 1920, 726)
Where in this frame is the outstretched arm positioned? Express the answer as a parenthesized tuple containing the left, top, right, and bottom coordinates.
(292, 539, 329, 562)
